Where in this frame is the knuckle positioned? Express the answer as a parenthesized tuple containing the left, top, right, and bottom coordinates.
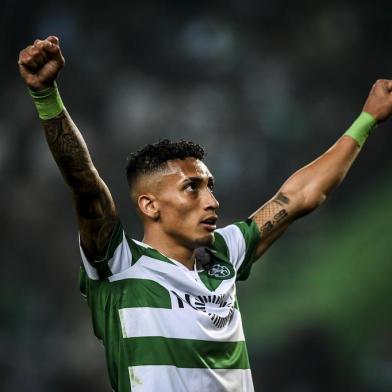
(30, 47, 39, 56)
(26, 75, 37, 87)
(26, 59, 36, 67)
(23, 54, 32, 63)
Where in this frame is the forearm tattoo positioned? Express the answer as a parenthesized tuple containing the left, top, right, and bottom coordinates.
(251, 192, 290, 235)
(43, 112, 117, 259)
(42, 112, 93, 187)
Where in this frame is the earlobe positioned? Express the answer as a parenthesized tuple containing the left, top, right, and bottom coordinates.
(138, 194, 160, 220)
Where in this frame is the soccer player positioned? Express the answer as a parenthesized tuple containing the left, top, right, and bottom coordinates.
(18, 36, 392, 392)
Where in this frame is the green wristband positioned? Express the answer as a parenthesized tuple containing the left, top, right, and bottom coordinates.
(344, 112, 377, 148)
(28, 82, 65, 120)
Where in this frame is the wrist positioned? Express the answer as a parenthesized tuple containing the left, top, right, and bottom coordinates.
(344, 112, 377, 148)
(28, 81, 65, 120)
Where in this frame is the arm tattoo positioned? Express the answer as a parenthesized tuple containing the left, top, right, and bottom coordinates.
(251, 192, 290, 235)
(42, 111, 118, 259)
(42, 112, 94, 188)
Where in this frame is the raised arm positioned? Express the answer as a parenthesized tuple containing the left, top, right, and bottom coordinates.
(250, 79, 392, 259)
(18, 36, 118, 261)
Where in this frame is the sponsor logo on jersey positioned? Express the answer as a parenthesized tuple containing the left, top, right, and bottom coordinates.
(194, 294, 234, 328)
(172, 291, 235, 329)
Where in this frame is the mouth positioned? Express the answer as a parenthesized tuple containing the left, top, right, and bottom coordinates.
(200, 216, 218, 232)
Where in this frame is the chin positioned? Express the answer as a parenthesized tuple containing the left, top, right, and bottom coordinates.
(194, 232, 215, 248)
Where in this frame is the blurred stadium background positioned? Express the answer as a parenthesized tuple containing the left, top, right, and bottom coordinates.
(2, 0, 392, 390)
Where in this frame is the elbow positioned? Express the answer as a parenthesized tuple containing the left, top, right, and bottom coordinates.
(281, 171, 348, 216)
(68, 167, 102, 194)
(302, 191, 327, 214)
(302, 174, 347, 212)
(283, 186, 327, 217)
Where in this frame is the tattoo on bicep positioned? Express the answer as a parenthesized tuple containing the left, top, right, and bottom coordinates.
(80, 217, 117, 260)
(261, 221, 274, 235)
(252, 192, 290, 235)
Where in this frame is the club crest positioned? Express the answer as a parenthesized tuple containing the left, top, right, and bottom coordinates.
(207, 263, 233, 279)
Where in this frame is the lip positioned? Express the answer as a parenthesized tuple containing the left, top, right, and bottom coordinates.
(200, 215, 218, 231)
(200, 222, 216, 231)
(200, 222, 217, 232)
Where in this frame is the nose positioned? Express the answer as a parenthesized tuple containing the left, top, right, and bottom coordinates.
(204, 189, 220, 210)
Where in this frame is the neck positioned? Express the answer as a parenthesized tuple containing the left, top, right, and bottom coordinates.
(142, 231, 196, 270)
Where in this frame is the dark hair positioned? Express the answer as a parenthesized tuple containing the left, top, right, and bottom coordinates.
(126, 139, 205, 186)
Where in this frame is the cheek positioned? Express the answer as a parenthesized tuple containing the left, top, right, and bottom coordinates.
(159, 196, 198, 223)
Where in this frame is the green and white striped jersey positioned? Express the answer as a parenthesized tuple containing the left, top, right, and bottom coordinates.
(79, 219, 260, 392)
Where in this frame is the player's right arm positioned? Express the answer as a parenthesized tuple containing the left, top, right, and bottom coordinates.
(18, 36, 118, 261)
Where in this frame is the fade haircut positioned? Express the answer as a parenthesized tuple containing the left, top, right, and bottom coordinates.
(126, 139, 205, 187)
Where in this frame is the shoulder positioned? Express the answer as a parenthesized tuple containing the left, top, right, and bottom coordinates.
(212, 219, 260, 280)
(213, 219, 260, 255)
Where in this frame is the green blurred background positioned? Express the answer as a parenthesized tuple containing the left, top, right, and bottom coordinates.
(1, 0, 392, 390)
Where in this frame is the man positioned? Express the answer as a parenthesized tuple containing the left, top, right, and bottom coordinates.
(18, 36, 392, 391)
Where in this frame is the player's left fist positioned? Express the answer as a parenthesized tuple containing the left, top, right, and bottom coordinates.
(362, 79, 392, 123)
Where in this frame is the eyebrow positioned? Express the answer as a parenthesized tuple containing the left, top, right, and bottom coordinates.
(183, 176, 215, 184)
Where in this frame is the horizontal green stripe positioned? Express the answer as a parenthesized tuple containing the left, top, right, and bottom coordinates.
(126, 337, 250, 369)
(115, 278, 172, 309)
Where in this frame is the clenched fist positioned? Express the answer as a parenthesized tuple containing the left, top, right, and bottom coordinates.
(363, 79, 392, 123)
(18, 36, 65, 91)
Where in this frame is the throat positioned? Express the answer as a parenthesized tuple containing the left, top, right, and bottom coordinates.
(142, 236, 196, 270)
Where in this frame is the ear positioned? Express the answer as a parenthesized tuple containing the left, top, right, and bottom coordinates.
(138, 194, 160, 220)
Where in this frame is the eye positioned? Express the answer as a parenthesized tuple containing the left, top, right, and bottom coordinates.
(185, 182, 198, 192)
(208, 182, 214, 192)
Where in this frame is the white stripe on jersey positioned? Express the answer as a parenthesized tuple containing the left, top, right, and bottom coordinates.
(119, 306, 245, 342)
(128, 366, 254, 392)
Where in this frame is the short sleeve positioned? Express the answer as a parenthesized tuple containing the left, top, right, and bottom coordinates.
(213, 218, 260, 281)
(79, 220, 133, 280)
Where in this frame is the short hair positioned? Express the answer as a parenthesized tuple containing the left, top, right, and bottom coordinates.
(126, 139, 205, 186)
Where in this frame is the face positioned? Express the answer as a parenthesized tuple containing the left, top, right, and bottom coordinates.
(147, 158, 220, 249)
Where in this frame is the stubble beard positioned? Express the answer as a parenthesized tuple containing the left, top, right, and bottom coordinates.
(194, 232, 215, 248)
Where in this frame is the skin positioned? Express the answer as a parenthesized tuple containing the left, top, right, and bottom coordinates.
(18, 36, 392, 269)
(135, 158, 219, 268)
